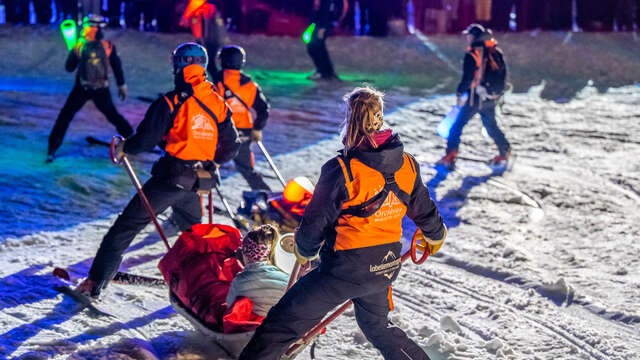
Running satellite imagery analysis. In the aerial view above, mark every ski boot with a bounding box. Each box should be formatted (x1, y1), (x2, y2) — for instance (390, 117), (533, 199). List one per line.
(435, 150), (458, 170)
(75, 278), (102, 298)
(489, 151), (510, 168)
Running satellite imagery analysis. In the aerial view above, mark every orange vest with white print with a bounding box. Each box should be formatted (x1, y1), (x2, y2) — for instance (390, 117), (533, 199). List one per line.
(215, 70), (258, 129)
(164, 65), (229, 161)
(334, 153), (417, 251)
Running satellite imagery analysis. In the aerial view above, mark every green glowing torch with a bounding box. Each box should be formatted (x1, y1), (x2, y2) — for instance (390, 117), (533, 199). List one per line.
(60, 19), (77, 51)
(303, 23), (316, 44)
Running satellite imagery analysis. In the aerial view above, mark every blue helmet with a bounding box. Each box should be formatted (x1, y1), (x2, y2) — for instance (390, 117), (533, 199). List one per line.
(172, 42), (209, 74)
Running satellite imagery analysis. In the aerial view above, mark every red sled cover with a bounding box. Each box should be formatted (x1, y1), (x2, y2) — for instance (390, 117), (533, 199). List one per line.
(158, 223), (244, 330)
(222, 296), (265, 333)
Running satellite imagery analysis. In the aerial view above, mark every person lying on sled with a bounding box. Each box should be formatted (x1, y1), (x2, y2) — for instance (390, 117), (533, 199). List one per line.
(226, 224), (289, 317)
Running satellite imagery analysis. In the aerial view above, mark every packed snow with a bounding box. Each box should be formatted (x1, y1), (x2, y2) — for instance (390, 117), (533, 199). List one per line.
(1, 27), (639, 360)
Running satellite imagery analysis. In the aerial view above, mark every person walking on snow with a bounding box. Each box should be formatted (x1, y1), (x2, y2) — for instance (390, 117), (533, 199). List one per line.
(213, 45), (272, 191)
(436, 23), (511, 169)
(47, 14), (133, 163)
(307, 0), (348, 81)
(239, 87), (447, 360)
(76, 43), (241, 297)
(180, 0), (228, 76)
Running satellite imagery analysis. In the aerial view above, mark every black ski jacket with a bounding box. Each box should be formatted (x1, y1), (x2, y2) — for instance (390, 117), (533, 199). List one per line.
(65, 40), (125, 87)
(295, 135), (445, 283)
(457, 41), (507, 99)
(124, 77), (240, 186)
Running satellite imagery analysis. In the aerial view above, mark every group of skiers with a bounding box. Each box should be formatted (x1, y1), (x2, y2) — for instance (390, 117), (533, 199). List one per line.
(49, 7), (510, 358)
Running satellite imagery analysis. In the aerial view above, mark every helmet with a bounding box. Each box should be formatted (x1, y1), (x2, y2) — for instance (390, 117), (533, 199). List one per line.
(83, 14), (107, 28)
(283, 177), (314, 203)
(462, 23), (486, 39)
(218, 45), (246, 70)
(172, 42), (209, 73)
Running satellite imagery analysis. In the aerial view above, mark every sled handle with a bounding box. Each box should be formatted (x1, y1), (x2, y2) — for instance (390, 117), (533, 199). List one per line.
(110, 135), (124, 165)
(410, 229), (430, 265)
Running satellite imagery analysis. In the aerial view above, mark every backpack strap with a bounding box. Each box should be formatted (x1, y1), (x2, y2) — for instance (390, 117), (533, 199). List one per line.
(221, 81), (252, 112)
(338, 155), (412, 218)
(191, 95), (220, 124)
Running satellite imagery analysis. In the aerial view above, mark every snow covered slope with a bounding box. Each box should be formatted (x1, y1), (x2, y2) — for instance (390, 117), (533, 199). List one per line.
(1, 27), (639, 359)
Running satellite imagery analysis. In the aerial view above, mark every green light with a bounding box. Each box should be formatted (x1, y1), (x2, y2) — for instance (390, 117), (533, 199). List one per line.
(60, 19), (77, 51)
(303, 23), (316, 44)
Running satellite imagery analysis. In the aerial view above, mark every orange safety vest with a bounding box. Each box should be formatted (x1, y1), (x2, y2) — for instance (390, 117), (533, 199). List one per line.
(215, 70), (258, 129)
(164, 65), (229, 161)
(334, 153), (417, 251)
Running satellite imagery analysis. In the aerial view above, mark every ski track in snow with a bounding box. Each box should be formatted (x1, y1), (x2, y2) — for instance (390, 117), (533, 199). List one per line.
(1, 79), (640, 359)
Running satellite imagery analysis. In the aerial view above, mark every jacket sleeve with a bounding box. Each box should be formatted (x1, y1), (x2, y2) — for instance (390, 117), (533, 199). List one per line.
(108, 44), (126, 86)
(456, 53), (477, 96)
(123, 97), (172, 154)
(214, 107), (241, 164)
(65, 50), (79, 73)
(251, 85), (269, 131)
(406, 158), (446, 241)
(295, 157), (349, 257)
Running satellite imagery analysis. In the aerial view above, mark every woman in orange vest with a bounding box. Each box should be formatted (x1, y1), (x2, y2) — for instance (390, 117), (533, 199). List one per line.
(76, 43), (241, 298)
(239, 87), (446, 360)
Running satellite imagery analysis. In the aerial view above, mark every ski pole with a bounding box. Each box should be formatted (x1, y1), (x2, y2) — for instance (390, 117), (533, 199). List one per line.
(110, 136), (170, 250)
(214, 183), (249, 231)
(256, 141), (287, 188)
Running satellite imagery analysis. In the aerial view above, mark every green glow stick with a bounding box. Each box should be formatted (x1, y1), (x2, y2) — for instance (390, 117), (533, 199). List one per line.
(60, 19), (77, 51)
(303, 23), (316, 44)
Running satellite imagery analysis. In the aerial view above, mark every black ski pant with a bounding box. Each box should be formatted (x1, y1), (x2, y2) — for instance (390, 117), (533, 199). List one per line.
(307, 27), (336, 78)
(446, 101), (510, 157)
(234, 134), (271, 191)
(239, 268), (430, 360)
(48, 83), (133, 156)
(88, 176), (202, 287)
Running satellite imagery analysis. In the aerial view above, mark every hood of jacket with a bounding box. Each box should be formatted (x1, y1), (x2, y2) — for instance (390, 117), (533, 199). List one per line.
(345, 132), (405, 175)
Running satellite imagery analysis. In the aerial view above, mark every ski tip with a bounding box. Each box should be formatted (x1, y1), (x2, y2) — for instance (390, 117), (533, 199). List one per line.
(53, 267), (71, 281)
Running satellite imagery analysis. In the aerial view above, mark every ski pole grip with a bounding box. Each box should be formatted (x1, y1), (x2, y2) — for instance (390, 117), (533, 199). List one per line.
(110, 135), (125, 165)
(410, 229), (429, 265)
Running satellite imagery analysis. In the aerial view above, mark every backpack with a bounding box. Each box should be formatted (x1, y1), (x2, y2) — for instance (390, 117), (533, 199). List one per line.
(78, 40), (110, 89)
(481, 47), (507, 95)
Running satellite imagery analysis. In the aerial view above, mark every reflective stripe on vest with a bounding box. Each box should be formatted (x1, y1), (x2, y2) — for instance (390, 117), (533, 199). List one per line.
(165, 75), (229, 161)
(334, 153), (417, 251)
(216, 70), (257, 129)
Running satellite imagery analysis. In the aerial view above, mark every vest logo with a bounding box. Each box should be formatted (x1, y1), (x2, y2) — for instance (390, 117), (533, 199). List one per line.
(370, 250), (401, 280)
(191, 113), (215, 131)
(373, 192), (404, 222)
(191, 112), (216, 140)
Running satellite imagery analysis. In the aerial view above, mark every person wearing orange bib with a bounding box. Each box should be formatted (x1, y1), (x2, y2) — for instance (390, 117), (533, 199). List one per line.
(213, 45), (271, 191)
(76, 43), (241, 297)
(239, 87), (446, 360)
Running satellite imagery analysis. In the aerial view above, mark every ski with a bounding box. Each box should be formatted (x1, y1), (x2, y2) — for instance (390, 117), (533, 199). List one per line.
(53, 267), (166, 289)
(86, 135), (111, 147)
(54, 283), (117, 318)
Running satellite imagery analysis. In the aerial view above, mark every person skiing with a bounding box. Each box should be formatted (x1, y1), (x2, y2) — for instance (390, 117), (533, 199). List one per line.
(213, 45), (272, 191)
(238, 87), (447, 360)
(76, 42), (241, 297)
(47, 14), (133, 163)
(180, 0), (227, 76)
(436, 23), (511, 169)
(306, 0), (348, 81)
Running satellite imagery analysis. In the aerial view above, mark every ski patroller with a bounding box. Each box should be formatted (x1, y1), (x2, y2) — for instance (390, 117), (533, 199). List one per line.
(282, 228), (433, 359)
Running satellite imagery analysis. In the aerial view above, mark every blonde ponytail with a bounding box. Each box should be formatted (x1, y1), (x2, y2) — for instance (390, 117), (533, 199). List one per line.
(343, 87), (385, 154)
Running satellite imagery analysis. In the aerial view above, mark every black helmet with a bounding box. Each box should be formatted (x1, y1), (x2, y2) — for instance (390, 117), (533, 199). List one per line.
(463, 23), (486, 39)
(218, 45), (246, 70)
(172, 42), (209, 74)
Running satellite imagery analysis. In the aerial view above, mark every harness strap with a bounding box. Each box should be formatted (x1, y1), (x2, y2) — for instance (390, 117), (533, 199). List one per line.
(191, 95), (220, 124)
(338, 154), (413, 218)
